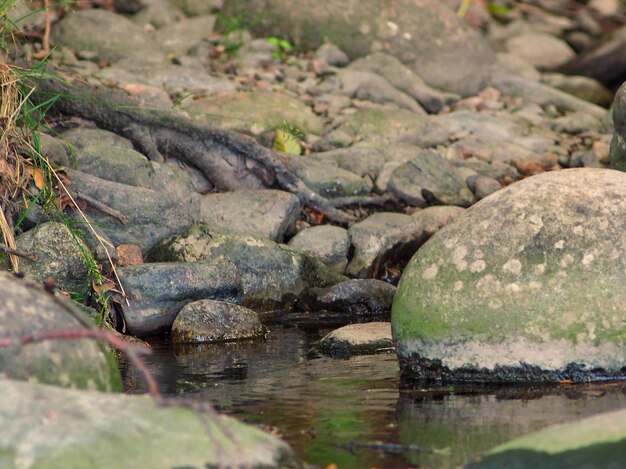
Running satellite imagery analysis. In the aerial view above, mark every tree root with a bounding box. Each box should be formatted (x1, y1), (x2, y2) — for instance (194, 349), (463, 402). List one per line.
(34, 76), (357, 224)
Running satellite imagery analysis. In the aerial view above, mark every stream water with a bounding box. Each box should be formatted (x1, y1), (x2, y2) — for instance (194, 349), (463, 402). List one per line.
(120, 326), (626, 468)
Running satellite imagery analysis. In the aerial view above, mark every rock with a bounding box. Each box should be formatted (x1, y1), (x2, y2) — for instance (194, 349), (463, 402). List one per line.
(154, 15), (215, 56)
(303, 279), (396, 319)
(496, 52), (541, 81)
(339, 107), (428, 145)
(387, 150), (475, 207)
(451, 158), (521, 183)
(288, 225), (350, 273)
(51, 9), (162, 63)
(558, 25), (626, 88)
(392, 168), (626, 383)
(169, 0), (221, 16)
(221, 0), (497, 96)
(335, 69), (425, 113)
(39, 133), (72, 167)
(282, 153), (373, 199)
(346, 212), (427, 278)
(0, 378), (297, 468)
(319, 322), (393, 357)
(467, 175), (502, 200)
(348, 53), (448, 113)
(610, 81), (626, 171)
(171, 300), (267, 343)
(149, 226), (346, 310)
(65, 170), (193, 254)
(540, 73), (613, 107)
(68, 138), (195, 202)
(0, 272), (121, 391)
(116, 259), (243, 336)
(314, 42), (349, 67)
(505, 32), (575, 70)
(15, 222), (91, 298)
(312, 144), (388, 180)
(61, 127), (134, 151)
(182, 90), (324, 135)
(550, 111), (604, 134)
(471, 408), (626, 468)
(195, 189), (300, 242)
(411, 205), (465, 237)
(570, 150), (602, 168)
(131, 0), (184, 28)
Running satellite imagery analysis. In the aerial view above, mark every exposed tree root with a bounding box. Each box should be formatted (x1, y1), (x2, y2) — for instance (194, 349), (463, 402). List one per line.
(34, 76), (357, 224)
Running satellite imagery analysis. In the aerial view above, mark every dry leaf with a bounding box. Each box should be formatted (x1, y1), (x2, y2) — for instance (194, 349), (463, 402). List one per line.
(116, 244), (143, 266)
(33, 167), (44, 190)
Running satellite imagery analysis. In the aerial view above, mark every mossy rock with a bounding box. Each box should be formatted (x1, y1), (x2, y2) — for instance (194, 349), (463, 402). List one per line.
(392, 168), (626, 383)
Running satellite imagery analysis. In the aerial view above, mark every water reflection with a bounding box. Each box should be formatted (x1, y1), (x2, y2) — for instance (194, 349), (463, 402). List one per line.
(120, 326), (626, 469)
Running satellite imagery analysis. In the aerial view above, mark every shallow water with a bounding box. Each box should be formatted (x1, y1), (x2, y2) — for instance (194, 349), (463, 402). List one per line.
(120, 326), (626, 468)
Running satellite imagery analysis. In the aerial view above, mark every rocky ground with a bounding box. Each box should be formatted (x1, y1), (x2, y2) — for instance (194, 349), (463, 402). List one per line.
(1, 0), (626, 467)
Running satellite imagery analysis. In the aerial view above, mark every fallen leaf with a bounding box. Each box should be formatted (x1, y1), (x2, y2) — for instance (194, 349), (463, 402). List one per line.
(116, 244), (143, 266)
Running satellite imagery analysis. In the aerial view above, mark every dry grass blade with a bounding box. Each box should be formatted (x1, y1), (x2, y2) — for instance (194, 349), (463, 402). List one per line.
(0, 60), (27, 272)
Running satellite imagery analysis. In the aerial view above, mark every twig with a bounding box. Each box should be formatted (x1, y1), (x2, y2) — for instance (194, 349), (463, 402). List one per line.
(0, 328), (161, 400)
(71, 189), (128, 224)
(32, 0), (51, 60)
(0, 243), (38, 261)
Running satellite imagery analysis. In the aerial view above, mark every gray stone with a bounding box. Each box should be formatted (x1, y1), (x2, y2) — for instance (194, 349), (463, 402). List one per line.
(451, 158), (521, 182)
(182, 90), (324, 135)
(221, 0), (497, 96)
(65, 170), (193, 254)
(288, 225), (350, 273)
(387, 150), (474, 207)
(319, 322), (393, 357)
(0, 272), (121, 391)
(313, 144), (388, 180)
(467, 175), (503, 200)
(346, 212), (427, 278)
(339, 108), (428, 145)
(39, 133), (72, 167)
(550, 111), (604, 134)
(411, 205), (465, 237)
(149, 226), (346, 311)
(540, 72), (613, 107)
(305, 279), (396, 318)
(61, 127), (134, 152)
(131, 0), (184, 28)
(171, 300), (266, 343)
(314, 42), (350, 67)
(154, 15), (215, 56)
(169, 0), (221, 16)
(196, 189), (300, 242)
(15, 222), (91, 298)
(496, 52), (541, 81)
(348, 53), (448, 113)
(283, 153), (373, 199)
(611, 81), (626, 171)
(51, 9), (163, 63)
(336, 69), (425, 113)
(472, 408), (626, 468)
(117, 259), (243, 336)
(506, 32), (575, 70)
(393, 168), (626, 383)
(0, 378), (297, 468)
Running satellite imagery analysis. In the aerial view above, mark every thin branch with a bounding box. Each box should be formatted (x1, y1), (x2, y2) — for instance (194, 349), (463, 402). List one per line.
(0, 243), (38, 261)
(0, 328), (160, 400)
(71, 189), (128, 224)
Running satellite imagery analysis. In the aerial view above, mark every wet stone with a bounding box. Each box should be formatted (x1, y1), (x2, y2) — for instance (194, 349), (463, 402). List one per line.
(171, 300), (267, 344)
(392, 168), (626, 383)
(301, 279), (396, 320)
(318, 322), (394, 358)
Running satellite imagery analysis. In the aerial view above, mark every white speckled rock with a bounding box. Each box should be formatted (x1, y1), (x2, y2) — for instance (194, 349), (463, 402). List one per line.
(392, 168), (626, 383)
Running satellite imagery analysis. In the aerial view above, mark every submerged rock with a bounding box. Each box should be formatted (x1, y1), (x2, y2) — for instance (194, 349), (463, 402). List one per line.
(319, 322), (394, 358)
(0, 378), (299, 468)
(0, 272), (121, 391)
(392, 168), (626, 383)
(471, 408), (626, 468)
(171, 300), (267, 344)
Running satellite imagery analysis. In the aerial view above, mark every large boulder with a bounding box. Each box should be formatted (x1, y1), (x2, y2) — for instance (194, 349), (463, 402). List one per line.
(610, 81), (626, 171)
(0, 273), (121, 391)
(220, 0), (496, 96)
(392, 168), (626, 383)
(0, 378), (298, 468)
